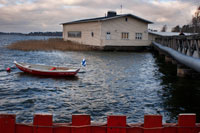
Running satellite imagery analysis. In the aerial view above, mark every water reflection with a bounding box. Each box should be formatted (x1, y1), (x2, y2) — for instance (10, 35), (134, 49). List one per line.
(1, 35), (200, 123)
(153, 52), (200, 122)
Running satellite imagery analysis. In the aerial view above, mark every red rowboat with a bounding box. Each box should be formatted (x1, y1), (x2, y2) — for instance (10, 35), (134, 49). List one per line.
(14, 61), (80, 76)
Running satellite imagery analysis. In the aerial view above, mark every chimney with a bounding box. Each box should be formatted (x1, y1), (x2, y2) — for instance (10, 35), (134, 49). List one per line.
(107, 11), (117, 17)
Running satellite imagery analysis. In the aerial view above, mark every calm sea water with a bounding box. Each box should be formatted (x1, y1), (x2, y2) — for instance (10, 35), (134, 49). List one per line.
(0, 35), (200, 123)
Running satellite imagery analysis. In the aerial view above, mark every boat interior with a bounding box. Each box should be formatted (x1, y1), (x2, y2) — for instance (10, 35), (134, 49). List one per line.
(18, 62), (70, 71)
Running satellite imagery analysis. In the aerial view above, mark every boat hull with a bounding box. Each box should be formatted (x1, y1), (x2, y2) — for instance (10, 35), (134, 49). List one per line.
(15, 62), (80, 76)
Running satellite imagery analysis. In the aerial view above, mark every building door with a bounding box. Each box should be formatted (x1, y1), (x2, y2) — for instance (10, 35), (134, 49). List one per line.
(106, 32), (111, 40)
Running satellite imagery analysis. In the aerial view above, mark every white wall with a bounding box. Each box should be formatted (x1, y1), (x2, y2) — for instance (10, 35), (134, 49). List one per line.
(63, 16), (151, 47)
(101, 16), (150, 46)
(63, 22), (102, 46)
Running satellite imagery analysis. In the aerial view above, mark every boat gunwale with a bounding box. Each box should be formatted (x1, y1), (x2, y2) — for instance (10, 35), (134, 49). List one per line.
(14, 61), (80, 73)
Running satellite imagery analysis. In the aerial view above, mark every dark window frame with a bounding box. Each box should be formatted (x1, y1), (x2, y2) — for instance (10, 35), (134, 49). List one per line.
(68, 31), (81, 38)
(121, 32), (129, 40)
(135, 33), (142, 40)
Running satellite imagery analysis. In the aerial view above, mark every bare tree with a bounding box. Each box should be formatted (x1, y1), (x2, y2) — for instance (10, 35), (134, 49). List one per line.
(177, 5), (200, 33)
(192, 6), (200, 33)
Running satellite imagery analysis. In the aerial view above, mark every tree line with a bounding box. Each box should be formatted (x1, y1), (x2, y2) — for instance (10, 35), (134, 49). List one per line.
(0, 32), (62, 36)
(171, 6), (200, 33)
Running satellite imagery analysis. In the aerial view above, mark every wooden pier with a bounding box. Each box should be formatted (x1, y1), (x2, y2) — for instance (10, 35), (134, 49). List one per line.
(155, 35), (200, 58)
(152, 34), (200, 77)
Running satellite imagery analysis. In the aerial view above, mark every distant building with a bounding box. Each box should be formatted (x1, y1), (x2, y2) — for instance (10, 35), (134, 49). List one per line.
(61, 11), (153, 50)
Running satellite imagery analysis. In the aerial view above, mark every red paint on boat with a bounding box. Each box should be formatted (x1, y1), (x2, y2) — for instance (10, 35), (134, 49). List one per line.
(14, 61), (80, 76)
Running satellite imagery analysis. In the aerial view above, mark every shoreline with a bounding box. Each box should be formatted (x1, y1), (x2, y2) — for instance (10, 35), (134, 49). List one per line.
(6, 38), (103, 51)
(6, 38), (150, 52)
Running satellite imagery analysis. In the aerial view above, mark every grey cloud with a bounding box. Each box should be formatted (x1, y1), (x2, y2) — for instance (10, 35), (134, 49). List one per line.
(0, 0), (199, 32)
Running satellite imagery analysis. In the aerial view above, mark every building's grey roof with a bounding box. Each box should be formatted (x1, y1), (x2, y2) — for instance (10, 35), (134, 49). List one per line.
(148, 31), (197, 36)
(61, 14), (153, 25)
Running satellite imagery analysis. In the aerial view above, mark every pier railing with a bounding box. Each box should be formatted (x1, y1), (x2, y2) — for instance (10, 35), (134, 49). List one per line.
(155, 34), (200, 58)
(0, 113), (200, 133)
(153, 34), (200, 74)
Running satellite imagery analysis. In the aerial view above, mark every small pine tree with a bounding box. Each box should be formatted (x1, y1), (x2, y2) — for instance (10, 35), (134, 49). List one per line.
(171, 25), (181, 32)
(161, 25), (167, 32)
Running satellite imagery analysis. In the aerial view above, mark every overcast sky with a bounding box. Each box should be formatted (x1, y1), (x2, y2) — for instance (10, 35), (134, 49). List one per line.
(0, 0), (199, 33)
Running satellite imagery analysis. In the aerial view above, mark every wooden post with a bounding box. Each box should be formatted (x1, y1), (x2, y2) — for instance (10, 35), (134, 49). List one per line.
(0, 114), (16, 133)
(165, 56), (172, 63)
(195, 39), (200, 58)
(107, 115), (126, 133)
(178, 114), (196, 133)
(144, 115), (162, 133)
(33, 114), (53, 133)
(72, 114), (91, 133)
(177, 64), (192, 77)
(175, 39), (178, 50)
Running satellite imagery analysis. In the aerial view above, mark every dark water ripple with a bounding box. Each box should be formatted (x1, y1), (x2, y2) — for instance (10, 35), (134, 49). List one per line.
(0, 35), (200, 123)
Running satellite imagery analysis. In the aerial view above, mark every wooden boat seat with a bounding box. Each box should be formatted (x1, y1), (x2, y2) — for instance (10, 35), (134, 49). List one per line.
(25, 65), (31, 68)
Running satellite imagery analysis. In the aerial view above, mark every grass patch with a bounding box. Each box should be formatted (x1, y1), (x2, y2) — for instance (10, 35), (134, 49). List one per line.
(6, 38), (103, 51)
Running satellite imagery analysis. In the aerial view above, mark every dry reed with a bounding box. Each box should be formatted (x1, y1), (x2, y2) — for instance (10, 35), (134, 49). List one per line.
(6, 38), (103, 51)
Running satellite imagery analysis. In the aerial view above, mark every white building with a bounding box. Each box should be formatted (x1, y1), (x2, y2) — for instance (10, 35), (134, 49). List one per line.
(61, 11), (153, 50)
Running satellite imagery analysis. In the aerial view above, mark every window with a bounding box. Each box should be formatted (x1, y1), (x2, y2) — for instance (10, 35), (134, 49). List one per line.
(135, 33), (142, 40)
(121, 32), (129, 40)
(125, 17), (128, 22)
(91, 32), (94, 37)
(68, 31), (81, 38)
(107, 32), (110, 35)
(106, 32), (111, 40)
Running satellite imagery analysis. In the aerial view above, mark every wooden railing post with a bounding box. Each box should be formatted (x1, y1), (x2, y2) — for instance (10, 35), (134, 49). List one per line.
(72, 114), (91, 133)
(144, 115), (162, 133)
(195, 39), (200, 58)
(107, 115), (126, 133)
(0, 114), (16, 133)
(33, 114), (53, 133)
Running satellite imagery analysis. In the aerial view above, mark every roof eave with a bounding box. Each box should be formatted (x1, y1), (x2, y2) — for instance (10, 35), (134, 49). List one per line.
(148, 21), (154, 24)
(61, 14), (153, 25)
(61, 20), (102, 25)
(126, 14), (153, 24)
